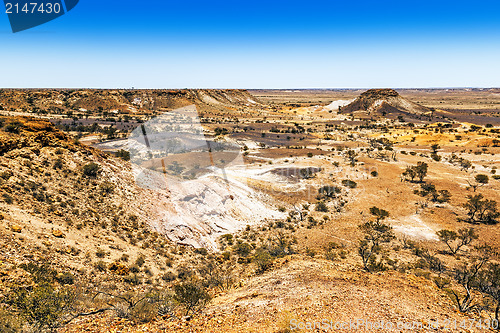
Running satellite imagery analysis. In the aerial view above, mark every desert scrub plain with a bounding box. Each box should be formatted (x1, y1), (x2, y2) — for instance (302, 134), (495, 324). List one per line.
(0, 88), (498, 332)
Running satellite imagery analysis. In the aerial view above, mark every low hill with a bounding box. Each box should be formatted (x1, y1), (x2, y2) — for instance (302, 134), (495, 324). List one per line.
(341, 89), (432, 119)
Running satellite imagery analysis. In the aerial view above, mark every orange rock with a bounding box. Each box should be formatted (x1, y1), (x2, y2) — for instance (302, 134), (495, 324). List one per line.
(11, 225), (22, 233)
(52, 229), (64, 238)
(108, 262), (130, 276)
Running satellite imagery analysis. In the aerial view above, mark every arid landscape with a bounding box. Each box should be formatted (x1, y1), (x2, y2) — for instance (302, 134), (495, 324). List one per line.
(0, 88), (499, 332)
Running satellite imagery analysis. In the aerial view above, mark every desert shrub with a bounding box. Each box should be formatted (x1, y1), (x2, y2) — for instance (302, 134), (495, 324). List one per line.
(6, 282), (75, 332)
(95, 248), (107, 258)
(82, 162), (101, 178)
(318, 185), (340, 199)
(94, 261), (107, 272)
(370, 170), (378, 177)
(433, 276), (451, 289)
(338, 249), (348, 259)
(220, 234), (234, 246)
(198, 259), (235, 290)
(341, 179), (357, 188)
(325, 250), (338, 261)
(253, 249), (273, 273)
(53, 158), (64, 169)
(99, 181), (115, 195)
(19, 262), (57, 283)
(96, 290), (174, 323)
(325, 242), (339, 252)
(194, 247), (208, 255)
(305, 248), (316, 257)
(315, 201), (328, 212)
(135, 254), (146, 267)
(2, 193), (13, 204)
(299, 167), (320, 179)
(55, 272), (75, 285)
(176, 265), (195, 281)
(369, 206), (389, 221)
(116, 149), (130, 161)
(234, 241), (252, 257)
(123, 274), (141, 285)
(402, 162), (428, 182)
(173, 281), (212, 315)
(431, 153), (441, 162)
(475, 174), (489, 185)
(0, 309), (21, 333)
(3, 120), (23, 133)
(161, 271), (176, 282)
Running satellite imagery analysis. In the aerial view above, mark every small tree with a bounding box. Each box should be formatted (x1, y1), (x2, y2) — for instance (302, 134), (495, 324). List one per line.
(415, 162), (428, 182)
(358, 208), (395, 272)
(463, 194), (499, 223)
(477, 263), (500, 322)
(467, 174), (489, 192)
(402, 162), (428, 182)
(345, 150), (358, 166)
(402, 166), (417, 182)
(437, 228), (478, 255)
(450, 259), (486, 313)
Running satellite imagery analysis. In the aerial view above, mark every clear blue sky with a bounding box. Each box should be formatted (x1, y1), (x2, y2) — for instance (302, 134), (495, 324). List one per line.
(1, 0), (499, 88)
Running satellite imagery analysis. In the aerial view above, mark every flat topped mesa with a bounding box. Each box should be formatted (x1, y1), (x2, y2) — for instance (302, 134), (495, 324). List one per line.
(360, 88), (400, 98)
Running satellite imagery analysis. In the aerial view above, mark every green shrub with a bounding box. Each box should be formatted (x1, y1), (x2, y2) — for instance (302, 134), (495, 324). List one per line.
(82, 162), (101, 178)
(0, 309), (21, 333)
(8, 282), (75, 332)
(234, 241), (252, 257)
(253, 249), (273, 273)
(173, 281), (212, 315)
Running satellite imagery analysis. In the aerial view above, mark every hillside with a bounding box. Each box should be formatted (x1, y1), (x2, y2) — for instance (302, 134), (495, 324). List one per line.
(0, 89), (264, 115)
(0, 90), (499, 332)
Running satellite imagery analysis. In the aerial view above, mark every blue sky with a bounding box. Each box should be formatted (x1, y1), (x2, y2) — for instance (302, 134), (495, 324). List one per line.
(1, 0), (500, 88)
